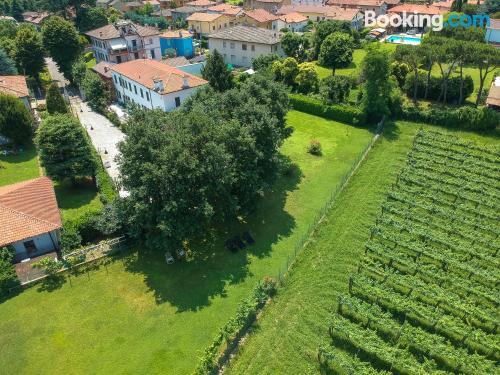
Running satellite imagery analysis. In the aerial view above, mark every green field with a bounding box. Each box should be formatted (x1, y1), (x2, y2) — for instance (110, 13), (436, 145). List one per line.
(0, 111), (374, 374)
(225, 122), (500, 374)
(0, 144), (40, 186)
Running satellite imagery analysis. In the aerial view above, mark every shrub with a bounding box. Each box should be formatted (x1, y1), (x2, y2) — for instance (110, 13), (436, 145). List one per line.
(33, 257), (62, 276)
(60, 226), (82, 254)
(289, 93), (366, 125)
(308, 140), (322, 156)
(400, 105), (499, 131)
(320, 75), (351, 104)
(46, 82), (68, 114)
(0, 246), (18, 293)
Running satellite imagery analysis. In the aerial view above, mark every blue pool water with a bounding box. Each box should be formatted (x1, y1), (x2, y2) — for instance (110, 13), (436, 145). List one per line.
(386, 35), (422, 45)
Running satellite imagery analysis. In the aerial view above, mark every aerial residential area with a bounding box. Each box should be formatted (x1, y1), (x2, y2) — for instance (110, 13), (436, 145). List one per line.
(0, 0), (499, 372)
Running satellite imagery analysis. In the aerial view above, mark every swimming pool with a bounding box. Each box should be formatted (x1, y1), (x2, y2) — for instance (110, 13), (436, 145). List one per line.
(386, 35), (422, 45)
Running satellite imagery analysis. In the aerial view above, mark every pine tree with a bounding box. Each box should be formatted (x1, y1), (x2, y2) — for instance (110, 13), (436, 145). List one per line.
(46, 82), (68, 114)
(10, 0), (23, 21)
(201, 49), (233, 92)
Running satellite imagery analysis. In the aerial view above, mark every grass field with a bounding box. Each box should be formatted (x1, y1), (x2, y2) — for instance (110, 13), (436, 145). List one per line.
(225, 121), (500, 374)
(0, 111), (374, 374)
(0, 144), (40, 186)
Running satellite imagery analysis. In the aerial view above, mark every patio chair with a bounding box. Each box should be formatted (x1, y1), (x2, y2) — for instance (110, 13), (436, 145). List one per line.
(243, 231), (255, 245)
(165, 252), (174, 264)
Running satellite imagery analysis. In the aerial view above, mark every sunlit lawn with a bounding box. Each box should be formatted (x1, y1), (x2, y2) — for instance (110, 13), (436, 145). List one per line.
(0, 111), (374, 374)
(0, 143), (40, 186)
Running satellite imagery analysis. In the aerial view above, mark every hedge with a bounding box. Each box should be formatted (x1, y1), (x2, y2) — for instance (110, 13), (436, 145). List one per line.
(289, 94), (366, 126)
(194, 277), (277, 375)
(401, 105), (499, 131)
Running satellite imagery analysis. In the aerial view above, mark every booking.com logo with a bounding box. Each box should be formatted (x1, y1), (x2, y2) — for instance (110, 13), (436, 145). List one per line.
(365, 11), (490, 31)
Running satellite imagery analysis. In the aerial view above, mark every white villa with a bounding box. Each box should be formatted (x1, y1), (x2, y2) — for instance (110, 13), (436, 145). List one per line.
(86, 20), (161, 64)
(110, 59), (208, 111)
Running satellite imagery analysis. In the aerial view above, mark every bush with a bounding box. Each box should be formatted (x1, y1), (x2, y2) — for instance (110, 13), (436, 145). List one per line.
(400, 105), (499, 131)
(0, 246), (18, 293)
(32, 257), (62, 276)
(46, 82), (68, 114)
(403, 71), (474, 104)
(289, 93), (366, 125)
(60, 226), (82, 254)
(308, 140), (322, 155)
(320, 75), (351, 104)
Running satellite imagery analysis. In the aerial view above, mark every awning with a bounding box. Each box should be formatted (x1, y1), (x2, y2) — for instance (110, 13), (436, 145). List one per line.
(110, 40), (127, 50)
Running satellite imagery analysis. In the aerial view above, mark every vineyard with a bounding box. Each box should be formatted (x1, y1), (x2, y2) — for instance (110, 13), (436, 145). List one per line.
(319, 130), (500, 374)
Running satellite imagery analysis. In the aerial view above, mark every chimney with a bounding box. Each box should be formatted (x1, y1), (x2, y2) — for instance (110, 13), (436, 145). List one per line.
(153, 77), (164, 92)
(182, 76), (189, 89)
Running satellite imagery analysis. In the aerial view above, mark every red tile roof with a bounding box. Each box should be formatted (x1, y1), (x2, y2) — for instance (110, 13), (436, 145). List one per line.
(86, 22), (159, 40)
(0, 177), (62, 247)
(22, 11), (50, 25)
(208, 3), (243, 16)
(0, 75), (29, 98)
(245, 8), (278, 23)
(160, 29), (193, 38)
(279, 11), (308, 23)
(388, 3), (445, 15)
(186, 0), (217, 6)
(327, 0), (384, 6)
(110, 59), (207, 94)
(186, 12), (223, 21)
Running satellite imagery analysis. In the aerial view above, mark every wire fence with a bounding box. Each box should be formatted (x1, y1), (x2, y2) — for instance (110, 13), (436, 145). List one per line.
(274, 119), (385, 285)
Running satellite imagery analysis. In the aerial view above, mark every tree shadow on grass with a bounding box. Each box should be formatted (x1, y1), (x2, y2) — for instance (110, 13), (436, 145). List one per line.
(36, 274), (66, 292)
(123, 159), (303, 312)
(53, 178), (99, 211)
(381, 121), (402, 142)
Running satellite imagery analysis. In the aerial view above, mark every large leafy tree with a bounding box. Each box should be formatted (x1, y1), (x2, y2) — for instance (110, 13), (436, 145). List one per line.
(471, 42), (500, 106)
(14, 25), (45, 79)
(42, 16), (82, 81)
(361, 45), (392, 123)
(394, 44), (422, 103)
(76, 7), (108, 33)
(201, 49), (233, 92)
(320, 75), (351, 104)
(252, 53), (280, 71)
(271, 57), (299, 88)
(281, 32), (309, 62)
(294, 62), (319, 94)
(36, 114), (96, 184)
(81, 70), (108, 112)
(0, 93), (32, 144)
(313, 20), (351, 58)
(117, 75), (290, 250)
(0, 19), (18, 38)
(10, 0), (23, 21)
(318, 32), (354, 75)
(46, 82), (68, 114)
(0, 47), (16, 74)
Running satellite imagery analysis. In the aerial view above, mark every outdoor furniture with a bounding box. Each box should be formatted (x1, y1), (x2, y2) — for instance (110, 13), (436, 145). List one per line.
(165, 252), (174, 264)
(242, 231), (255, 245)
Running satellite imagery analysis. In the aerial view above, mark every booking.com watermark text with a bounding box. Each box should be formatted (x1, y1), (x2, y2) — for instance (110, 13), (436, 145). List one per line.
(365, 11), (490, 31)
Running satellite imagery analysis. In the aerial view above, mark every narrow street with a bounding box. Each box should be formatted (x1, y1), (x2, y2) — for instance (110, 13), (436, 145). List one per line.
(45, 58), (127, 197)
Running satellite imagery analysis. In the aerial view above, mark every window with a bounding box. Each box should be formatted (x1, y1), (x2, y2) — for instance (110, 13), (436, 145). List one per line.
(213, 25), (215, 30)
(134, 85), (137, 94)
(223, 41), (226, 48)
(251, 44), (255, 51)
(230, 42), (235, 49)
(175, 97), (181, 107)
(23, 240), (37, 254)
(134, 52), (139, 59)
(117, 55), (122, 63)
(230, 55), (235, 62)
(151, 49), (156, 59)
(146, 92), (150, 101)
(128, 82), (132, 90)
(242, 44), (247, 51)
(114, 75), (117, 83)
(242, 56), (248, 64)
(140, 88), (144, 98)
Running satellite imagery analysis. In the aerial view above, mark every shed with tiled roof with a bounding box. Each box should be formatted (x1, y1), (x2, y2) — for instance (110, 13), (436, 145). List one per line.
(0, 177), (62, 262)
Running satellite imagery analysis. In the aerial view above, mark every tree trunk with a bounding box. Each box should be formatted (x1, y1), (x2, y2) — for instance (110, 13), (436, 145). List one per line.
(424, 62), (432, 99)
(458, 62), (464, 105)
(437, 63), (445, 103)
(332, 67), (336, 76)
(413, 67), (419, 103)
(476, 65), (485, 107)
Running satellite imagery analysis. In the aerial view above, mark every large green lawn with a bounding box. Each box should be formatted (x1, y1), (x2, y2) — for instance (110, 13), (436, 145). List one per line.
(225, 121), (500, 374)
(0, 144), (40, 186)
(0, 111), (374, 374)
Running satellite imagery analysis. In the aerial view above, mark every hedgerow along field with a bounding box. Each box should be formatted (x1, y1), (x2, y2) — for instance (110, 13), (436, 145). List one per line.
(320, 130), (500, 374)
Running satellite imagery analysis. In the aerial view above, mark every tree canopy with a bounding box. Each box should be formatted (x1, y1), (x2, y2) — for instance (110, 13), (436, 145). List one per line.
(82, 70), (108, 112)
(14, 24), (45, 79)
(0, 93), (32, 144)
(36, 114), (96, 183)
(76, 7), (108, 33)
(46, 82), (68, 114)
(318, 32), (354, 75)
(281, 32), (309, 62)
(201, 49), (233, 92)
(0, 47), (16, 74)
(117, 74), (290, 250)
(42, 16), (82, 81)
(313, 20), (351, 58)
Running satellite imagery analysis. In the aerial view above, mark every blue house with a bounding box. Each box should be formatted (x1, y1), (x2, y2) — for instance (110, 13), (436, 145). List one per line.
(160, 29), (194, 58)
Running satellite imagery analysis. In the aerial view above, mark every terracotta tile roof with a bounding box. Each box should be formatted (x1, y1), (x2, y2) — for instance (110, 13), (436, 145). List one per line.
(0, 177), (62, 247)
(278, 11), (308, 23)
(245, 9), (278, 23)
(160, 29), (193, 38)
(278, 4), (334, 15)
(172, 5), (205, 13)
(22, 11), (50, 25)
(384, 0), (400, 4)
(208, 3), (243, 16)
(0, 75), (29, 98)
(327, 0), (384, 6)
(162, 56), (190, 66)
(92, 61), (114, 79)
(325, 6), (361, 20)
(85, 22), (159, 40)
(388, 4), (445, 15)
(255, 0), (283, 3)
(186, 12), (223, 21)
(186, 0), (217, 6)
(110, 59), (207, 94)
(278, 5), (360, 20)
(209, 25), (281, 44)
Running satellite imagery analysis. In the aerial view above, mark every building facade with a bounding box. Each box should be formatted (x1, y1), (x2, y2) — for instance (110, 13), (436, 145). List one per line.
(160, 29), (194, 57)
(110, 59), (207, 111)
(485, 19), (500, 45)
(208, 25), (284, 67)
(86, 21), (161, 64)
